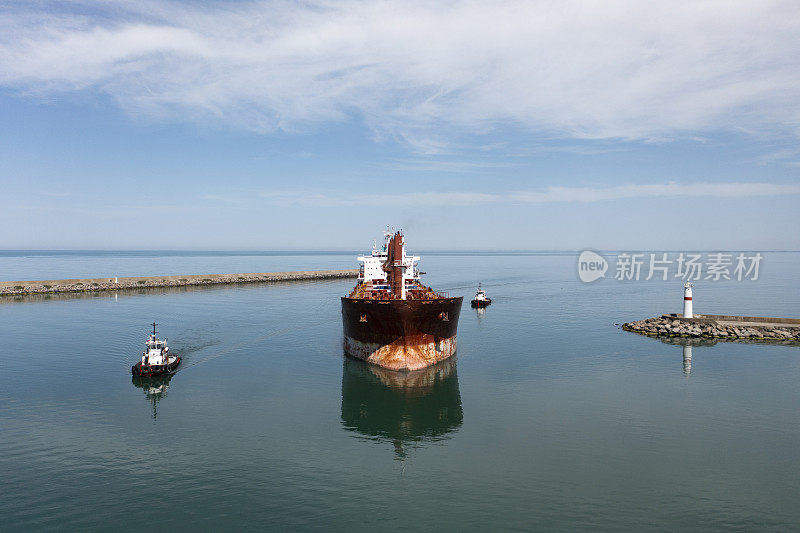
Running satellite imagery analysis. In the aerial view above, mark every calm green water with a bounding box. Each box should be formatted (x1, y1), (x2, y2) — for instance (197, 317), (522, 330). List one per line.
(1, 252), (799, 531)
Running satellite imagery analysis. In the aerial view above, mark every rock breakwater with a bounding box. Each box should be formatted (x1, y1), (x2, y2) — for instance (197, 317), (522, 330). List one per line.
(622, 314), (800, 341)
(0, 269), (358, 296)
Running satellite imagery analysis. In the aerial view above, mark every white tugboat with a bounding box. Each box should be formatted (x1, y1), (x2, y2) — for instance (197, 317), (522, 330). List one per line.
(132, 323), (180, 377)
(470, 283), (492, 308)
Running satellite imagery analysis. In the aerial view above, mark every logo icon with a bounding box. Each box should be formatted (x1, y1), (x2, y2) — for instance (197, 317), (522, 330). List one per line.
(578, 250), (608, 282)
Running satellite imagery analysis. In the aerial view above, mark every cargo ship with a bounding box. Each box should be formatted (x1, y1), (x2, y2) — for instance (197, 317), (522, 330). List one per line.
(341, 229), (463, 371)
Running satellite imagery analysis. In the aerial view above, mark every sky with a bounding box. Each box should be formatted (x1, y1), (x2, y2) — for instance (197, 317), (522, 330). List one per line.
(1, 0), (799, 250)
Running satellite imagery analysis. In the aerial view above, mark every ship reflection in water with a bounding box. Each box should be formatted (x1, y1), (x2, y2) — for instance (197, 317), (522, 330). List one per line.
(131, 373), (174, 419)
(341, 357), (463, 459)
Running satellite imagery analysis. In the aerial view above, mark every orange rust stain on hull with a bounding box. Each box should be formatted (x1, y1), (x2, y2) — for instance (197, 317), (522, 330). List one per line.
(344, 335), (456, 371)
(341, 296), (463, 371)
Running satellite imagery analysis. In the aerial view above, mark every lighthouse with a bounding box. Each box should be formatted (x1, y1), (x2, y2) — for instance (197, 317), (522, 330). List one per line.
(683, 282), (693, 319)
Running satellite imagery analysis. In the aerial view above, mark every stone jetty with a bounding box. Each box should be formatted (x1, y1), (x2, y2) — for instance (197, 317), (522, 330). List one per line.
(0, 269), (358, 296)
(622, 314), (800, 342)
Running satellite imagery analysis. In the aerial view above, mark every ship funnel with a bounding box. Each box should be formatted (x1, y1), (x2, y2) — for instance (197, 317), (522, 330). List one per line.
(383, 231), (406, 299)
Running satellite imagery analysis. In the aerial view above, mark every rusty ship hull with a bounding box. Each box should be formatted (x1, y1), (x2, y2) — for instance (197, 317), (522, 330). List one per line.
(341, 296), (463, 371)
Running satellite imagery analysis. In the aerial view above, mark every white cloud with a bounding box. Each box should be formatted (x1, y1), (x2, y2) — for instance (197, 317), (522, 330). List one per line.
(256, 181), (800, 207)
(380, 158), (518, 172)
(1, 0), (799, 145)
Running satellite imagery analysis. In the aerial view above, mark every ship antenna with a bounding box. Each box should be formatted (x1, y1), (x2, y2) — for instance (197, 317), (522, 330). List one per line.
(152, 322), (157, 336)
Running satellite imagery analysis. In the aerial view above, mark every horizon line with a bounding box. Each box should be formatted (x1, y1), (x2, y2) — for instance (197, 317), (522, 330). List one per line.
(1, 248), (798, 254)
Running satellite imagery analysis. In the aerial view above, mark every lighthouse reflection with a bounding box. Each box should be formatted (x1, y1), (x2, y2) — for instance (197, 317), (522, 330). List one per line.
(657, 336), (718, 376)
(340, 357), (463, 459)
(131, 373), (174, 420)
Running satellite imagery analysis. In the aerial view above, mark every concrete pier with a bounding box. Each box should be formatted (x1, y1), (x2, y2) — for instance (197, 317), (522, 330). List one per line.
(0, 269), (358, 296)
(622, 314), (800, 342)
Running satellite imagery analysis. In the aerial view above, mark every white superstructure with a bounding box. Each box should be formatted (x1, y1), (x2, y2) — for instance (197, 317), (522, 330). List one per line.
(141, 327), (175, 366)
(473, 284), (488, 302)
(356, 240), (388, 284)
(356, 227), (421, 299)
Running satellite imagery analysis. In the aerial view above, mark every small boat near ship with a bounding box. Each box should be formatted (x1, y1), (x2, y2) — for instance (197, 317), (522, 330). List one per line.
(470, 284), (491, 308)
(131, 323), (180, 377)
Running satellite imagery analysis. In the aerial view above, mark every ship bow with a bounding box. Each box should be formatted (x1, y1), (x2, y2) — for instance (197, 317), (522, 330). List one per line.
(341, 296), (463, 371)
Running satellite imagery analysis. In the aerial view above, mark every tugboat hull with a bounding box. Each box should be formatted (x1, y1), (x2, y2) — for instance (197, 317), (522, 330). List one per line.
(471, 299), (491, 308)
(131, 356), (181, 377)
(341, 297), (463, 371)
